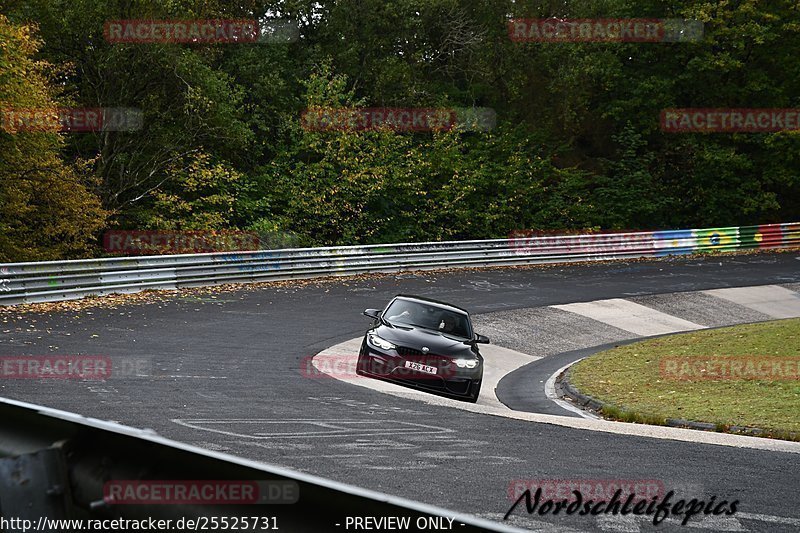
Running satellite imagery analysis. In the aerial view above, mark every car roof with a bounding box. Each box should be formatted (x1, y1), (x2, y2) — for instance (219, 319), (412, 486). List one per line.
(392, 294), (470, 316)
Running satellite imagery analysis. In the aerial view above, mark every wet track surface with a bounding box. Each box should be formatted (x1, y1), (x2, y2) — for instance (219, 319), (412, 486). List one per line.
(1, 253), (799, 531)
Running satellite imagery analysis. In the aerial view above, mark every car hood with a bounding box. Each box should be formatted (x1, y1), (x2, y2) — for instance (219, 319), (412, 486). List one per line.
(372, 324), (475, 356)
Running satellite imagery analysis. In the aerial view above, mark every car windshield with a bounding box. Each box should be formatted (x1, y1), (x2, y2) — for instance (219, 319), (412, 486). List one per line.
(384, 299), (472, 339)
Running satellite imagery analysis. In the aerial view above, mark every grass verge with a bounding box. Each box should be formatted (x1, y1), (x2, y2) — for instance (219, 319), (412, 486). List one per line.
(569, 319), (800, 440)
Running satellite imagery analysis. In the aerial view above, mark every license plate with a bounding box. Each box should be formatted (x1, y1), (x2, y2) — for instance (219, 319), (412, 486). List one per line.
(404, 361), (437, 375)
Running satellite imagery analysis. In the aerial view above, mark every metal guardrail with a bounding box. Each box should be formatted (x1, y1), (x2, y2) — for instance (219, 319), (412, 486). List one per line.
(0, 223), (797, 306)
(0, 397), (524, 531)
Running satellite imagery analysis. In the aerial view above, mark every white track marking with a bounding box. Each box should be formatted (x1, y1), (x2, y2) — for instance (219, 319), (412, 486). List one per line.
(551, 299), (706, 336)
(172, 418), (454, 439)
(736, 512), (800, 526)
(544, 360), (600, 420)
(595, 515), (639, 532)
(704, 285), (800, 318)
(683, 515), (746, 530)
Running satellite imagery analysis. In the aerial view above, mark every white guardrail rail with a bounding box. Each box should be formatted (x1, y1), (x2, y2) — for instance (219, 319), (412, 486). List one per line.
(0, 223), (798, 306)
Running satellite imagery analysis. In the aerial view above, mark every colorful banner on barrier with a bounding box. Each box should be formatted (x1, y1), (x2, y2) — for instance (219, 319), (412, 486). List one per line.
(738, 224), (784, 249)
(653, 230), (696, 256)
(782, 223), (800, 248)
(514, 224), (798, 259)
(695, 228), (738, 252)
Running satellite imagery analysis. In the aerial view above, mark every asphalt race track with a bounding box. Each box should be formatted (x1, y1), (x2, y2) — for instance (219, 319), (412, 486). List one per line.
(2, 252), (800, 532)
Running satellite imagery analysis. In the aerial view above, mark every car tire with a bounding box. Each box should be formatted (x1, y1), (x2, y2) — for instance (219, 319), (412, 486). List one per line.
(356, 340), (369, 376)
(356, 354), (367, 376)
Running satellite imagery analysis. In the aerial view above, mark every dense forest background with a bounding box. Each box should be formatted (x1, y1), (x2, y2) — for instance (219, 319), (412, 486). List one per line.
(1, 0), (798, 261)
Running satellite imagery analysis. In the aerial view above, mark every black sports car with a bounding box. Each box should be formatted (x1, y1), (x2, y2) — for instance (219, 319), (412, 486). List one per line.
(356, 295), (490, 403)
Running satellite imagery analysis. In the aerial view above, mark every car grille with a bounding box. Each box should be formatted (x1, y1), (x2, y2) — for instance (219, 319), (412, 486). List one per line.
(396, 347), (451, 367)
(396, 346), (423, 357)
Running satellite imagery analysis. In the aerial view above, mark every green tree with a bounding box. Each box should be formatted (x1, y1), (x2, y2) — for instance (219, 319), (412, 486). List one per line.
(0, 14), (107, 261)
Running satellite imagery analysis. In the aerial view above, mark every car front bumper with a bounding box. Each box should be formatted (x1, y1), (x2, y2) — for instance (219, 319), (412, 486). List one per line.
(357, 343), (482, 398)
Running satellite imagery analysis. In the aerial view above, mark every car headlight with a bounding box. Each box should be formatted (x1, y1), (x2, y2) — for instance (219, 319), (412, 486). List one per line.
(454, 358), (480, 369)
(367, 333), (396, 351)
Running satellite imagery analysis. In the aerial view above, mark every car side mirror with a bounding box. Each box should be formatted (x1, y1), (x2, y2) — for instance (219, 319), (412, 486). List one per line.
(363, 309), (381, 320)
(474, 333), (490, 344)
